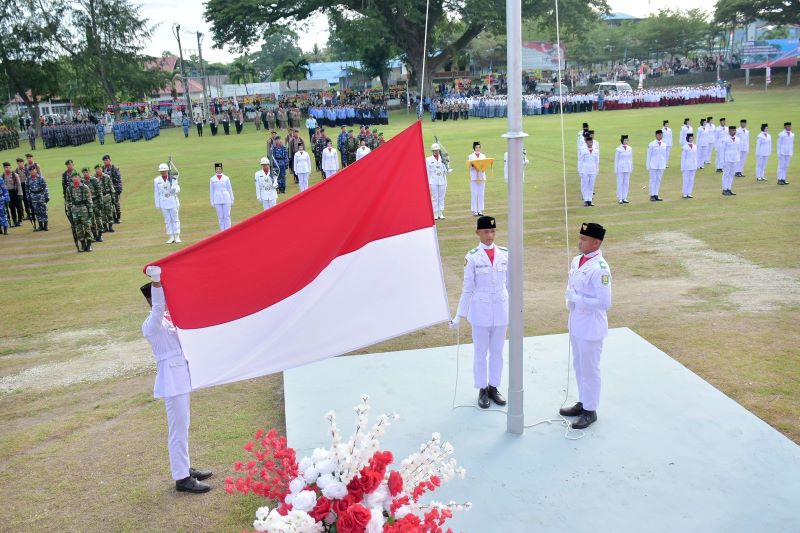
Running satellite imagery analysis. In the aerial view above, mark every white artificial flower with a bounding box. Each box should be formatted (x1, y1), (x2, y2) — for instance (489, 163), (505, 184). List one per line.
(255, 506), (271, 521)
(311, 448), (330, 462)
(289, 477), (306, 495)
(291, 490), (318, 513)
(321, 480), (347, 500)
(365, 507), (386, 533)
(315, 459), (335, 476)
(303, 466), (320, 484)
(298, 457), (313, 472)
(363, 483), (390, 510)
(394, 504), (411, 519)
(252, 518), (268, 532)
(316, 473), (334, 490)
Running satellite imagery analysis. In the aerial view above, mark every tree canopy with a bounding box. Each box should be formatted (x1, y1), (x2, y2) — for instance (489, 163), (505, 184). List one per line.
(714, 0), (799, 27)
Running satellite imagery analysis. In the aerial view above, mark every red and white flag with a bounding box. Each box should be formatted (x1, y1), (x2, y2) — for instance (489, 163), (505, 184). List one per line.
(145, 121), (449, 390)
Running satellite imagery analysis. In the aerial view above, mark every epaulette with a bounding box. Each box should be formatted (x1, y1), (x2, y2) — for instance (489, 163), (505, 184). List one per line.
(497, 246), (508, 251)
(468, 247), (478, 255)
(598, 260), (609, 270)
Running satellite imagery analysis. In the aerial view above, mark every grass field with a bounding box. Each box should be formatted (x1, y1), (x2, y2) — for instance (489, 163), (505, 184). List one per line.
(1, 82), (798, 531)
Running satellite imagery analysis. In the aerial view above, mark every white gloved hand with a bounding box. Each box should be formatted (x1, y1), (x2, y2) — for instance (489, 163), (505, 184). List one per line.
(565, 287), (580, 304)
(145, 265), (162, 282)
(449, 316), (461, 330)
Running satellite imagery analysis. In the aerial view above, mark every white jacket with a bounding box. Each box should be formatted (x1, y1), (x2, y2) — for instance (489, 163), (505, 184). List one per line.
(356, 146), (371, 161)
(614, 145), (633, 173)
(662, 126), (673, 147)
(722, 135), (741, 163)
(646, 140), (667, 170)
(456, 243), (509, 327)
(154, 176), (180, 210)
(756, 132), (772, 157)
(681, 143), (699, 171)
(321, 147), (340, 172)
(426, 155), (449, 186)
(255, 169), (278, 202)
(567, 251), (611, 341)
(210, 174), (234, 205)
(778, 130), (795, 156)
(736, 127), (750, 153)
(578, 147), (599, 174)
(294, 151), (312, 174)
(142, 286), (191, 398)
(679, 125), (693, 146)
(468, 152), (487, 181)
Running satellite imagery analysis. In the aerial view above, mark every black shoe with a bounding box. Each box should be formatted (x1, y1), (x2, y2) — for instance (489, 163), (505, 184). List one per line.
(107, 225), (115, 233)
(190, 467), (213, 481)
(654, 196), (663, 201)
(95, 235), (103, 242)
(728, 190), (736, 195)
(571, 410), (597, 429)
(622, 199), (629, 203)
(716, 168), (723, 173)
(477, 388), (490, 409)
(778, 180), (789, 185)
(487, 385), (506, 406)
(559, 402), (583, 417)
(722, 190), (730, 195)
(649, 195), (655, 202)
(43, 222), (48, 231)
(176, 476), (211, 493)
(686, 194), (693, 198)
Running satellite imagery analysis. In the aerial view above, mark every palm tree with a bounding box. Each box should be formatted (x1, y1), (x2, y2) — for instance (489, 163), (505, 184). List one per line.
(229, 55), (257, 94)
(273, 58), (312, 92)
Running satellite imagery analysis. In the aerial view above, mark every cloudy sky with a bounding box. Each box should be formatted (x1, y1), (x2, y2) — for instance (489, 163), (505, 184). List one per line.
(139, 0), (715, 64)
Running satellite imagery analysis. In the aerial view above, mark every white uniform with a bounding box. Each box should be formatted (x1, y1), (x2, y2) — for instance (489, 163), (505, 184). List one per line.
(662, 126), (673, 165)
(613, 144), (633, 202)
(468, 152), (487, 215)
(154, 176), (180, 238)
(722, 133), (741, 191)
(679, 124), (693, 147)
(355, 145), (371, 161)
(715, 124), (727, 170)
(321, 147), (340, 178)
(578, 146), (599, 203)
(255, 169), (278, 210)
(755, 131), (772, 180)
(777, 129), (794, 183)
(209, 174), (234, 230)
(503, 151), (529, 183)
(646, 139), (667, 197)
(142, 286), (193, 481)
(566, 250), (612, 412)
(736, 126), (750, 174)
(426, 154), (448, 218)
(294, 150), (312, 191)
(681, 142), (699, 196)
(456, 243), (509, 389)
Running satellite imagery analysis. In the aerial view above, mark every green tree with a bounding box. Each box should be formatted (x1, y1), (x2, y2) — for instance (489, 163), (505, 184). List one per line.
(250, 28), (303, 80)
(327, 12), (399, 89)
(204, 0), (608, 96)
(0, 0), (64, 135)
(273, 58), (312, 91)
(228, 55), (257, 93)
(633, 9), (713, 61)
(714, 0), (799, 27)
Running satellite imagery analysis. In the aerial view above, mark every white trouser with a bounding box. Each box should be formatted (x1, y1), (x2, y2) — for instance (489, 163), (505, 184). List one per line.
(648, 168), (664, 196)
(297, 173), (310, 191)
(570, 334), (603, 411)
(580, 173), (597, 202)
(164, 393), (191, 480)
(737, 151), (748, 173)
(778, 155), (791, 181)
(756, 156), (769, 178)
(665, 146), (671, 165)
(430, 184), (446, 215)
(161, 207), (180, 235)
(472, 324), (507, 388)
(616, 172), (630, 201)
(324, 169), (337, 179)
(682, 170), (696, 195)
(214, 203), (231, 230)
(261, 198), (277, 210)
(470, 180), (485, 213)
(701, 145), (712, 164)
(722, 162), (737, 190)
(715, 144), (724, 169)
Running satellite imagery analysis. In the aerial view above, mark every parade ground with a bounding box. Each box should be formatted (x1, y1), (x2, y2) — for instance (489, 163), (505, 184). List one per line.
(1, 82), (799, 530)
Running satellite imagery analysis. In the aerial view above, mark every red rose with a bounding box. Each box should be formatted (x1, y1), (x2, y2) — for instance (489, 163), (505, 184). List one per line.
(334, 493), (357, 516)
(388, 471), (403, 496)
(309, 496), (332, 522)
(338, 504), (372, 533)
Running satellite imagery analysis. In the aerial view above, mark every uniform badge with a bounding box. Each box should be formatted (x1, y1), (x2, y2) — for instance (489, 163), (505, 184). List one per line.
(601, 274), (610, 285)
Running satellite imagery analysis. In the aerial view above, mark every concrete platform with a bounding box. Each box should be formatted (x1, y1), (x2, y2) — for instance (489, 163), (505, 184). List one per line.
(285, 328), (800, 532)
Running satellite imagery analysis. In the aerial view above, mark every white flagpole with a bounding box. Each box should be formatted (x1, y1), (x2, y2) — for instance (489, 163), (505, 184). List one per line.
(504, 0), (527, 435)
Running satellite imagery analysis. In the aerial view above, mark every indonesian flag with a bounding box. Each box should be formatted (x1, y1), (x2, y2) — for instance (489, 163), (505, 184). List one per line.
(146, 121), (449, 390)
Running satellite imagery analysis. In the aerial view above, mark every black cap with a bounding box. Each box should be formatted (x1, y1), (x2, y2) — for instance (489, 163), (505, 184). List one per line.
(707, 116), (713, 121)
(582, 122), (589, 128)
(16, 158), (24, 162)
(587, 130), (595, 135)
(477, 216), (496, 230)
(761, 123), (768, 131)
(785, 122), (792, 126)
(473, 141), (481, 149)
(700, 118), (706, 124)
(663, 120), (669, 125)
(65, 159), (73, 165)
(686, 133), (694, 141)
(655, 129), (663, 135)
(140, 282), (152, 300)
(580, 222), (605, 241)
(728, 125), (736, 130)
(102, 154), (110, 160)
(684, 118), (690, 123)
(720, 117), (726, 122)
(214, 162), (223, 169)
(620, 134), (629, 141)
(740, 119), (747, 123)
(2, 162), (10, 167)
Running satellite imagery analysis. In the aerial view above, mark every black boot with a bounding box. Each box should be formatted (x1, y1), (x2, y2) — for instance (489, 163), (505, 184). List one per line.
(84, 240), (93, 252)
(2, 226), (7, 235)
(107, 223), (115, 233)
(95, 232), (103, 242)
(43, 221), (48, 231)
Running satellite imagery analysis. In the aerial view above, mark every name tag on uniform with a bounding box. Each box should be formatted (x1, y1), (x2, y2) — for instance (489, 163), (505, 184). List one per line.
(476, 265), (490, 274)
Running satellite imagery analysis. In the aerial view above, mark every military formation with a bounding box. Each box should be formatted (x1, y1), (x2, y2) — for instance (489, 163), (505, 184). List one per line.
(305, 102), (389, 127)
(41, 123), (97, 148)
(112, 118), (161, 142)
(0, 126), (20, 151)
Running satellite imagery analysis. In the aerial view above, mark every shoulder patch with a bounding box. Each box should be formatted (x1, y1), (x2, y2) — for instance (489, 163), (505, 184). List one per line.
(601, 274), (610, 285)
(599, 260), (609, 269)
(468, 247), (478, 254)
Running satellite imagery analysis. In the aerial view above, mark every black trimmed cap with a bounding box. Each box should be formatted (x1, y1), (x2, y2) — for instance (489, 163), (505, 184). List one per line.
(728, 125), (736, 130)
(655, 129), (663, 135)
(582, 122), (589, 128)
(785, 122), (792, 127)
(140, 282), (152, 300)
(761, 123), (768, 130)
(580, 222), (605, 241)
(65, 159), (73, 165)
(686, 133), (694, 141)
(477, 216), (496, 230)
(102, 154), (110, 160)
(214, 162), (223, 170)
(473, 141), (481, 149)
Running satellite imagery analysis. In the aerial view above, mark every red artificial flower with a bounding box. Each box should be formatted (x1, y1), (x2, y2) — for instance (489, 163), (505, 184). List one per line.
(338, 504), (372, 533)
(243, 441), (255, 451)
(334, 494), (358, 516)
(308, 496), (332, 522)
(388, 471), (403, 496)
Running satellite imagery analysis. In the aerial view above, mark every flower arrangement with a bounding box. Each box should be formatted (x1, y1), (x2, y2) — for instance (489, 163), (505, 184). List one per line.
(226, 394), (470, 533)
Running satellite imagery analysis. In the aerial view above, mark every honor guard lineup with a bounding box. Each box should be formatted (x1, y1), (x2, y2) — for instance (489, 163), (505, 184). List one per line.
(0, 126), (21, 151)
(306, 103), (389, 128)
(41, 123), (97, 148)
(112, 117), (161, 142)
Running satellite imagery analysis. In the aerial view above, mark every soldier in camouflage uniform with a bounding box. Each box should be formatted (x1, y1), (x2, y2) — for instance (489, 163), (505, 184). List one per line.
(65, 172), (94, 252)
(62, 159), (77, 196)
(94, 164), (116, 233)
(345, 130), (358, 166)
(102, 154), (122, 223)
(26, 166), (49, 231)
(81, 167), (104, 242)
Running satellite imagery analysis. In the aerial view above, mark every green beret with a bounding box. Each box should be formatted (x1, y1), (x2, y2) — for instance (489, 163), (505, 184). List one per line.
(81, 167), (90, 172)
(94, 164), (102, 169)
